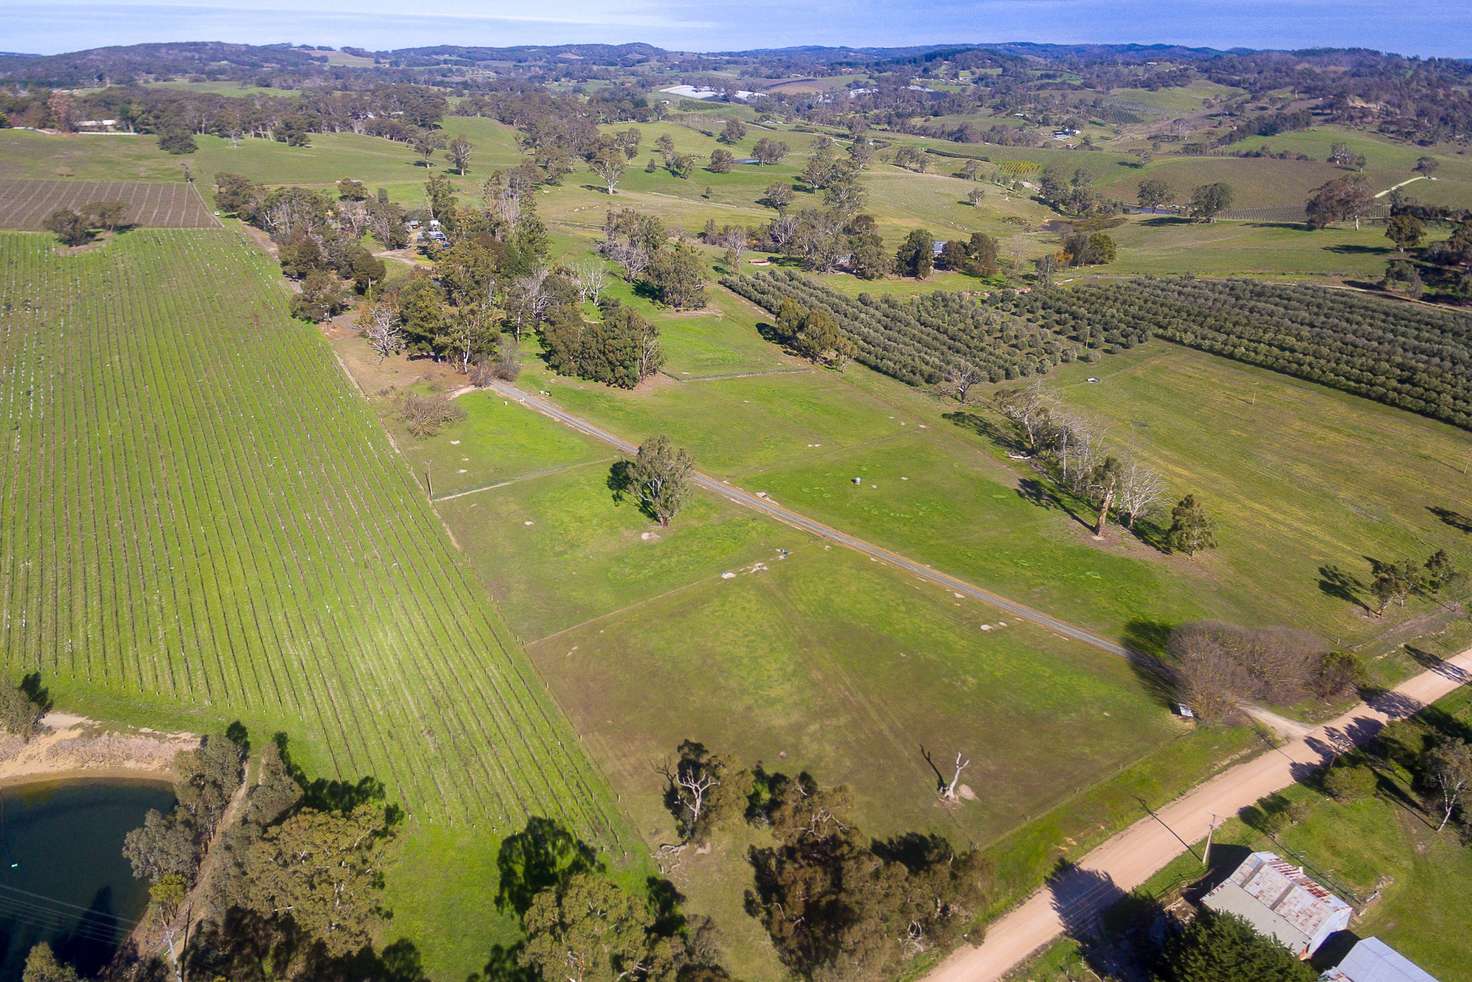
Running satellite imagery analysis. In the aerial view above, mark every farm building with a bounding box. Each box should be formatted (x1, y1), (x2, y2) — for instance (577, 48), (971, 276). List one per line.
(1202, 852), (1351, 958)
(1321, 938), (1439, 982)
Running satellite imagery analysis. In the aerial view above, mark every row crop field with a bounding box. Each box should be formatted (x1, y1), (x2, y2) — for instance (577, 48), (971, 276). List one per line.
(0, 178), (217, 229)
(724, 269), (1147, 385)
(1000, 279), (1472, 429)
(0, 229), (620, 842)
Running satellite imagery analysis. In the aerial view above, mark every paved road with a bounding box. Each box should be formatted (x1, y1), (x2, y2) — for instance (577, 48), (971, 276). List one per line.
(925, 647), (1472, 982)
(481, 381), (1128, 657)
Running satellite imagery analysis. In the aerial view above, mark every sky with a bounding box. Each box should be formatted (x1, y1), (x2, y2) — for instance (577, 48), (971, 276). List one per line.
(10, 0), (1472, 58)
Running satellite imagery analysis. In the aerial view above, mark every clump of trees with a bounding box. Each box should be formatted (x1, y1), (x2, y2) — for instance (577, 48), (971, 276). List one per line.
(542, 297), (664, 388)
(1061, 230), (1116, 266)
(773, 296), (857, 368)
(1186, 182), (1233, 222)
(491, 817), (728, 982)
(212, 172), (389, 322)
(1166, 622), (1349, 721)
(746, 769), (991, 980)
(123, 728), (247, 890)
(42, 200), (129, 246)
(600, 207), (707, 309)
(997, 382), (1169, 540)
(0, 674), (48, 742)
(1157, 909), (1316, 981)
(1305, 174), (1375, 229)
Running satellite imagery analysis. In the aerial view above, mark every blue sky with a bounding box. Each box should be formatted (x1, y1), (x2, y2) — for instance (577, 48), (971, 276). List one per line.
(12, 0), (1472, 57)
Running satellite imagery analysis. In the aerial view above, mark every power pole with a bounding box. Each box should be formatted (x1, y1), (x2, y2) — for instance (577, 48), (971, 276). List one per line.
(1203, 813), (1218, 868)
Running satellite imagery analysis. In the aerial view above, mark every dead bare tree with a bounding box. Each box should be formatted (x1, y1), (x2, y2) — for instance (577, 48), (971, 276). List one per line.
(574, 260), (608, 304)
(336, 199), (369, 240)
(1116, 456), (1166, 529)
(940, 362), (984, 405)
(361, 302), (404, 360)
(942, 752), (970, 801)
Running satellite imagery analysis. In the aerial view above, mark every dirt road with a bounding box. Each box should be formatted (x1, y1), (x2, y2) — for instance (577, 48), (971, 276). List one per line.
(479, 381), (1127, 657)
(925, 647), (1472, 982)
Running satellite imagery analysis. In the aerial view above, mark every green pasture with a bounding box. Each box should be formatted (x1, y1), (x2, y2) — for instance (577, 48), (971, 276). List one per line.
(377, 369), (1208, 977)
(1098, 214), (1407, 278)
(1107, 80), (1244, 115)
(498, 280), (1472, 655)
(1039, 343), (1472, 646)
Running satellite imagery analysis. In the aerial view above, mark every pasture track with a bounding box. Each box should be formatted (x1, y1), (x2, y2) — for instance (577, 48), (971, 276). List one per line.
(0, 179), (218, 229)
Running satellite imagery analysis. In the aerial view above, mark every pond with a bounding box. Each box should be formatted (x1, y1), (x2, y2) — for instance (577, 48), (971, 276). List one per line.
(0, 779), (176, 979)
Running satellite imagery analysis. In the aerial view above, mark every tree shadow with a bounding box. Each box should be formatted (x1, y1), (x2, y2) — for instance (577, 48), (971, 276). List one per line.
(607, 458), (633, 504)
(1326, 244), (1391, 256)
(872, 830), (956, 872)
(472, 943), (534, 982)
(55, 886), (122, 977)
(1318, 564), (1367, 611)
(1141, 216), (1191, 227)
(942, 410), (1024, 452)
(495, 816), (602, 917)
(1047, 859), (1164, 979)
(1404, 645), (1471, 685)
(1429, 505), (1472, 534)
(19, 671), (52, 714)
(275, 732), (390, 815)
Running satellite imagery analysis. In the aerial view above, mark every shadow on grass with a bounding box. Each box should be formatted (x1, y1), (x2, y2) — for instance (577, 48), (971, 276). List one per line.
(1318, 563), (1368, 612)
(495, 816), (602, 917)
(1429, 505), (1472, 534)
(1326, 243), (1391, 256)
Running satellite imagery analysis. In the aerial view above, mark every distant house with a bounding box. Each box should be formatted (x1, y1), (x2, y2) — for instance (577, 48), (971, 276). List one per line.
(1202, 852), (1351, 959)
(931, 240), (947, 259)
(1321, 938), (1439, 982)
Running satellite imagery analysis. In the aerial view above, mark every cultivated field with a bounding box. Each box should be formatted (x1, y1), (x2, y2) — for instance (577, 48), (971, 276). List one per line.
(0, 229), (621, 844)
(0, 178), (217, 229)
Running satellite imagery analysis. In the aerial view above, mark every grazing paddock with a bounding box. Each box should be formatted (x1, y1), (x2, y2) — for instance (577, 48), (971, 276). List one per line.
(0, 178), (217, 229)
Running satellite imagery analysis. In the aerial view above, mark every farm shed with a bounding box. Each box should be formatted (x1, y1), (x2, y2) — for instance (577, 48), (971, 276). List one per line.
(1202, 852), (1351, 958)
(1321, 938), (1439, 982)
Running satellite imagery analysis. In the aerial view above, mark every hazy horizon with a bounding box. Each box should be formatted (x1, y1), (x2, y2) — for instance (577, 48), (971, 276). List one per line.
(12, 0), (1472, 59)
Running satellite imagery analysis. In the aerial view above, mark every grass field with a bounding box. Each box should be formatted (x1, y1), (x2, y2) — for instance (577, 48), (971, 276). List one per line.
(0, 229), (637, 976)
(359, 342), (1246, 978)
(486, 279), (1472, 656)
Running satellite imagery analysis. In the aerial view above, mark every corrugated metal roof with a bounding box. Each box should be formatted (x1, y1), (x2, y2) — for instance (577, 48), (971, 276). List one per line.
(1203, 852), (1350, 953)
(1321, 938), (1439, 982)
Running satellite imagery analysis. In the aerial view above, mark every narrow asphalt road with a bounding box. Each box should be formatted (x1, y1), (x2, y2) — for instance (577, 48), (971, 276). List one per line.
(479, 381), (1128, 657)
(925, 646), (1472, 982)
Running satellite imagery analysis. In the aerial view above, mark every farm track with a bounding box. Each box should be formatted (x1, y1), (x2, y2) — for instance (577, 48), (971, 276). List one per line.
(0, 229), (623, 844)
(480, 380), (1130, 658)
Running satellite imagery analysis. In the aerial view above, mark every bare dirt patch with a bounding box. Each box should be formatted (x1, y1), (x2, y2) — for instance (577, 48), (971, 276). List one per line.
(0, 712), (197, 788)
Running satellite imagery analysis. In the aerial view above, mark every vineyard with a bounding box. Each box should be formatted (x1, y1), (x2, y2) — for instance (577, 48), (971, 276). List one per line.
(0, 230), (620, 840)
(723, 269), (1148, 385)
(995, 279), (1472, 429)
(0, 179), (218, 229)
